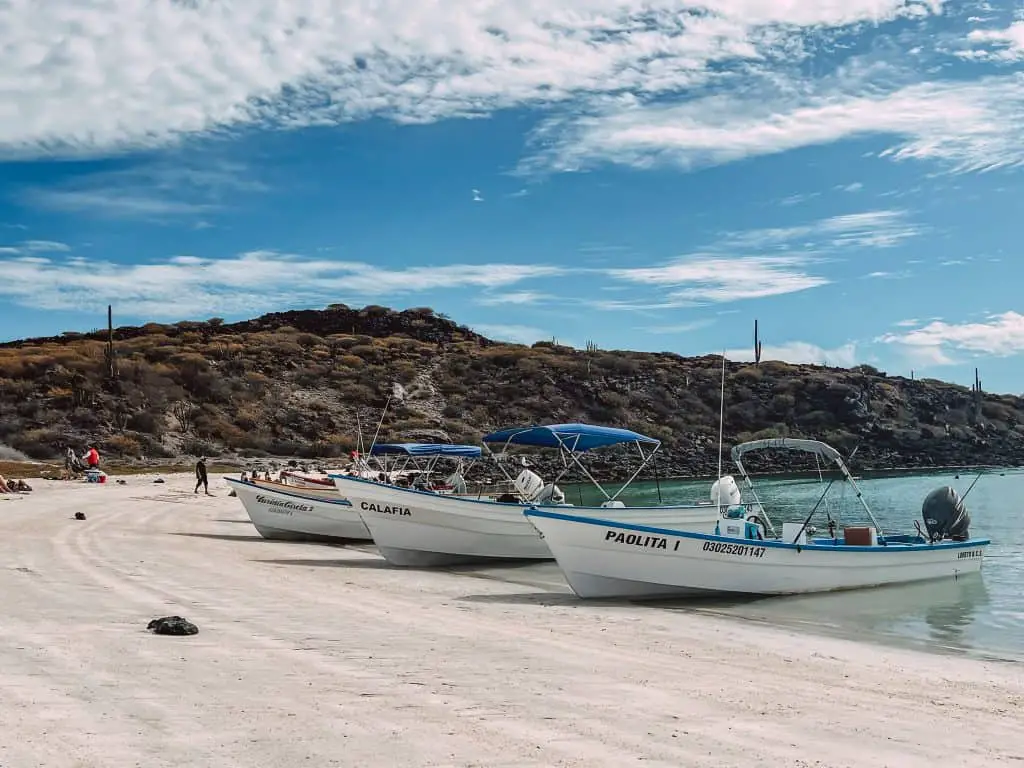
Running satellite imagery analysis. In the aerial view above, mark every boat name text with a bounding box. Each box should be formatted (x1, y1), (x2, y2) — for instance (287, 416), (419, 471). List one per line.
(255, 495), (313, 514)
(702, 540), (767, 558)
(957, 549), (984, 560)
(604, 531), (668, 549)
(361, 501), (411, 516)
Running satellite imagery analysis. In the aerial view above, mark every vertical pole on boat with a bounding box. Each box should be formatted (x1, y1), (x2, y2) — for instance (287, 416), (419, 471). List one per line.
(368, 396), (392, 460)
(714, 351), (726, 509)
(653, 453), (663, 504)
(355, 411), (364, 457)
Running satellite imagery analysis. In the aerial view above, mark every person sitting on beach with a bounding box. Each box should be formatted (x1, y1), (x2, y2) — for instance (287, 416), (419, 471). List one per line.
(63, 446), (86, 480)
(0, 474), (13, 493)
(84, 444), (100, 470)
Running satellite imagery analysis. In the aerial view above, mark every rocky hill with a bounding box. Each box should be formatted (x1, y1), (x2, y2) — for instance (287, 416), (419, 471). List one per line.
(1, 304), (1022, 478)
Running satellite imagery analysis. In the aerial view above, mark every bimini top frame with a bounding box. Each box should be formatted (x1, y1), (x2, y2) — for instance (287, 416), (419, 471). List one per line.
(730, 438), (884, 538)
(481, 422), (661, 501)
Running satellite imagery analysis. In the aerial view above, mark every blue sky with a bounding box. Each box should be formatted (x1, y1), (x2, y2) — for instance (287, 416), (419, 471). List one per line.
(1, 0), (1023, 393)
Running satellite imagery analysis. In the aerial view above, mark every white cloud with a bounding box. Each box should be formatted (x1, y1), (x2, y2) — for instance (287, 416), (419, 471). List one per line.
(471, 324), (549, 345)
(641, 319), (716, 334)
(604, 208), (920, 307)
(476, 291), (552, 306)
(523, 73), (1024, 176)
(610, 255), (828, 303)
(721, 209), (921, 250)
(963, 21), (1024, 60)
(23, 160), (266, 219)
(877, 312), (1024, 360)
(0, 250), (564, 318)
(0, 0), (943, 158)
(725, 341), (858, 367)
(0, 239), (71, 254)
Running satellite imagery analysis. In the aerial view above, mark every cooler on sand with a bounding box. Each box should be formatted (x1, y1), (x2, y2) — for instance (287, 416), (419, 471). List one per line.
(85, 469), (107, 484)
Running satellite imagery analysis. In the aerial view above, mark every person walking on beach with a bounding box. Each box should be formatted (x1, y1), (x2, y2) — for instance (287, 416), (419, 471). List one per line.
(194, 457), (211, 495)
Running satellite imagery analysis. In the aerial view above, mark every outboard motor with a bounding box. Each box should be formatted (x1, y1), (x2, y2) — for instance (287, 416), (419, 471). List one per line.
(921, 486), (971, 542)
(535, 483), (565, 505)
(710, 475), (741, 507)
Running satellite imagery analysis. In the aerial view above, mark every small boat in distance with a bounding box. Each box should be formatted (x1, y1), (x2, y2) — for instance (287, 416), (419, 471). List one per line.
(524, 437), (991, 600)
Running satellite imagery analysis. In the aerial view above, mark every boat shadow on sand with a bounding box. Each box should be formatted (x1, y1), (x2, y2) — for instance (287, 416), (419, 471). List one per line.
(171, 531), (272, 543)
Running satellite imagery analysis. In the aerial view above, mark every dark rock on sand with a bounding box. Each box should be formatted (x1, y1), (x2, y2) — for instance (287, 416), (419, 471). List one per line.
(147, 616), (199, 636)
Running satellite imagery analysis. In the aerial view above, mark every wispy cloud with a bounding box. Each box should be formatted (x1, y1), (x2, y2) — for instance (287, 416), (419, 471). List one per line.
(0, 250), (565, 318)
(0, 239), (71, 254)
(471, 324), (549, 345)
(725, 341), (858, 367)
(21, 160), (267, 220)
(0, 0), (945, 160)
(877, 312), (1024, 361)
(520, 70), (1024, 177)
(640, 319), (716, 334)
(720, 210), (922, 251)
(603, 208), (921, 308)
(609, 255), (828, 304)
(475, 290), (553, 306)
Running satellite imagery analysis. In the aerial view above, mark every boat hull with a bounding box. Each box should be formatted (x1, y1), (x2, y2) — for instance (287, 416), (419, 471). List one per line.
(332, 474), (732, 567)
(225, 478), (371, 542)
(525, 509), (990, 600)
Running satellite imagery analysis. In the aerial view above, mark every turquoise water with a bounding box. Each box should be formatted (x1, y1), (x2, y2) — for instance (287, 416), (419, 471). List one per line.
(570, 469), (1024, 662)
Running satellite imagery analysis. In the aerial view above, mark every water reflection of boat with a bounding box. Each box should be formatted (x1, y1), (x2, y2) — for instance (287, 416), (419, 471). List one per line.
(678, 572), (990, 651)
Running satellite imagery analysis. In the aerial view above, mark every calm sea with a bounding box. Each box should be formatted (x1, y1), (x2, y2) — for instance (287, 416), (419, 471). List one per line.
(567, 469), (1024, 662)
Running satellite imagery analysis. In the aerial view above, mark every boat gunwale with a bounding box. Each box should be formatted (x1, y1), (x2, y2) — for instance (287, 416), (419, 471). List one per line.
(328, 472), (731, 512)
(524, 507), (992, 554)
(224, 477), (354, 507)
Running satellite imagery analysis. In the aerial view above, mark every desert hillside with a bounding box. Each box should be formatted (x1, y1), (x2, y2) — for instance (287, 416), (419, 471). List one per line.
(1, 304), (1021, 477)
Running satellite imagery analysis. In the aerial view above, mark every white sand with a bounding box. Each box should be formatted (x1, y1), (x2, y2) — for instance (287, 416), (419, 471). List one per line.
(1, 474), (1021, 768)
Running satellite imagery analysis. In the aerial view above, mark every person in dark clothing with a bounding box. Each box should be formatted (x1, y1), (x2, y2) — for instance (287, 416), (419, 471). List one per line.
(194, 457), (211, 495)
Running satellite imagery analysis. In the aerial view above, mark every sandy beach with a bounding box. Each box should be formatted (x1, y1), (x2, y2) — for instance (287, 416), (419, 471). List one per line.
(1, 474), (1021, 767)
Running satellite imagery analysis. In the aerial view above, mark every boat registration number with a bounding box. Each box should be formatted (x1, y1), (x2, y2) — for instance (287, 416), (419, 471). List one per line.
(702, 540), (767, 558)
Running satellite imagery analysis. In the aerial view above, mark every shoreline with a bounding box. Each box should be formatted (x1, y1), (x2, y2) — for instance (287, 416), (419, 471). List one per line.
(0, 474), (1021, 766)
(2, 456), (1017, 484)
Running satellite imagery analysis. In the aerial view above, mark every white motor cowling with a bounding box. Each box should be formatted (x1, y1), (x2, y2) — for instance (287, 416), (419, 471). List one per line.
(535, 483), (565, 505)
(710, 474), (741, 507)
(514, 469), (545, 501)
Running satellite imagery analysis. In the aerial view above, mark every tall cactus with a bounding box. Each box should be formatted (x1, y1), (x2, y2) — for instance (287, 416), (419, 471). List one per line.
(754, 319), (763, 366)
(972, 367), (983, 421)
(104, 304), (118, 383)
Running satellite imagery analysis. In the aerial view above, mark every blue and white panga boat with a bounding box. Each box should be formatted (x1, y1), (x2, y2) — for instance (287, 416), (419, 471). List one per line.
(524, 438), (991, 599)
(329, 423), (765, 567)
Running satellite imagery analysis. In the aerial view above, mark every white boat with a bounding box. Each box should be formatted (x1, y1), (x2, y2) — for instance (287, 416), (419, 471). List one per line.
(224, 476), (372, 542)
(278, 469), (340, 490)
(333, 424), (764, 567)
(524, 438), (991, 599)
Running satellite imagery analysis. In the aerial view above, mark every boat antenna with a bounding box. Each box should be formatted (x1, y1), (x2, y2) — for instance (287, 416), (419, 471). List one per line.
(355, 411), (364, 456)
(653, 453), (663, 504)
(715, 350), (726, 506)
(960, 469), (985, 503)
(368, 395), (392, 457)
